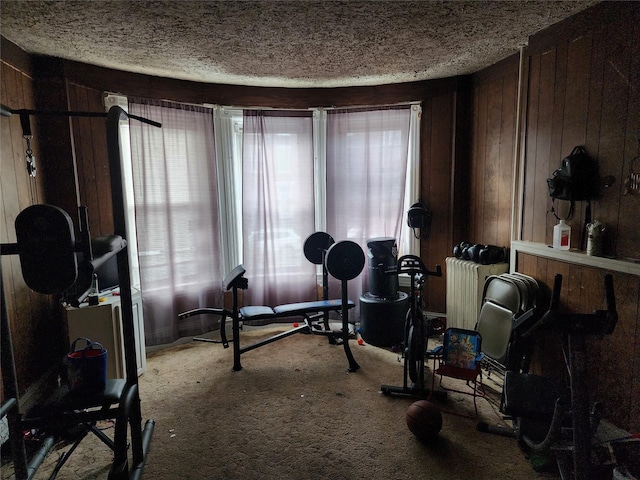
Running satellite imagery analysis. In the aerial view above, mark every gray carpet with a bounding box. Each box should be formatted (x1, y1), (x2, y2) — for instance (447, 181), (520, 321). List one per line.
(9, 326), (552, 479)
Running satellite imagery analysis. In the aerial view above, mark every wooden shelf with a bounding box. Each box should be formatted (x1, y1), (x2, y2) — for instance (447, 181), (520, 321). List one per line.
(510, 241), (640, 276)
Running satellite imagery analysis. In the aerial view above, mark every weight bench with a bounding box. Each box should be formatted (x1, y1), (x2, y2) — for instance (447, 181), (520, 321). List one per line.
(179, 236), (366, 372)
(239, 298), (356, 329)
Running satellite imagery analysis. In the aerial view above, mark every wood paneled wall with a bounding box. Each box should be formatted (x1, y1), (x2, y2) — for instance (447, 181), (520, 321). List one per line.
(468, 55), (520, 248)
(1, 43), (66, 398)
(466, 2), (640, 433)
(1, 42), (112, 401)
(521, 1), (640, 259)
(516, 253), (640, 433)
(468, 1), (640, 260)
(420, 91), (458, 313)
(513, 1), (640, 434)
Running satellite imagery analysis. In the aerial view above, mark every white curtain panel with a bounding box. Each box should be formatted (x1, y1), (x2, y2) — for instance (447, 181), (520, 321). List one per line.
(241, 110), (317, 309)
(403, 104), (422, 257)
(128, 99), (223, 345)
(213, 106), (243, 275)
(325, 106), (411, 310)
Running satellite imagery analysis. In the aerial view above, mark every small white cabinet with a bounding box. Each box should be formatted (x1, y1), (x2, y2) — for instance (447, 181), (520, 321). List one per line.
(65, 289), (146, 378)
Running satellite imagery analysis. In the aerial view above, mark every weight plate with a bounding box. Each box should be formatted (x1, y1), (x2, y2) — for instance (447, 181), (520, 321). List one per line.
(303, 231), (335, 265)
(325, 240), (365, 280)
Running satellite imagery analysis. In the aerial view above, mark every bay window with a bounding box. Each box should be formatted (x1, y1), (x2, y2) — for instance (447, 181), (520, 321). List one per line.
(118, 95), (420, 345)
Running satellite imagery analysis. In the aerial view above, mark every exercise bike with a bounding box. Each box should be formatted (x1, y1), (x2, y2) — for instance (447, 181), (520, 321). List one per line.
(498, 273), (618, 480)
(381, 255), (443, 398)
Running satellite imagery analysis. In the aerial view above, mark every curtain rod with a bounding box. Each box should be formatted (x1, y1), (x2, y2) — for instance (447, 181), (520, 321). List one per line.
(219, 100), (421, 112)
(115, 93), (420, 114)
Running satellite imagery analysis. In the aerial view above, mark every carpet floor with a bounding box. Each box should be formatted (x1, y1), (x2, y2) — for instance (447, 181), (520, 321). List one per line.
(4, 326), (559, 479)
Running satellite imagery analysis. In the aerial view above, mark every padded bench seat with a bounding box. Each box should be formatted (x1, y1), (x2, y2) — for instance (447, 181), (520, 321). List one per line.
(24, 379), (127, 421)
(240, 299), (355, 322)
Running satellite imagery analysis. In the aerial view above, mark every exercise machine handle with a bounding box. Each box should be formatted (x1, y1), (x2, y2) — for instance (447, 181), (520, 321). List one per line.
(521, 398), (566, 453)
(549, 273), (562, 312)
(601, 273), (617, 335)
(526, 273), (617, 337)
(396, 255), (442, 277)
(522, 275), (561, 338)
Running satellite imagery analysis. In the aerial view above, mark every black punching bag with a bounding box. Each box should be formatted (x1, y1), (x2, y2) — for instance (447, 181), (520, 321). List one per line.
(367, 237), (398, 299)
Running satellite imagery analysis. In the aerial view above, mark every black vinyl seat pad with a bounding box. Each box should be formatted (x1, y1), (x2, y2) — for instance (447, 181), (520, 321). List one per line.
(240, 299), (355, 322)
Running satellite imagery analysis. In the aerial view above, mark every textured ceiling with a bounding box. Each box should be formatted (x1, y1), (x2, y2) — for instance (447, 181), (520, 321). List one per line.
(1, 0), (599, 88)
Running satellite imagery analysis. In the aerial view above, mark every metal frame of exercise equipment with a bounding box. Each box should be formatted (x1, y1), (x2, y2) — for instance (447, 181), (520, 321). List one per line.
(179, 233), (365, 372)
(522, 273), (617, 480)
(380, 255), (444, 399)
(183, 231), (340, 348)
(486, 273), (618, 480)
(0, 105), (158, 480)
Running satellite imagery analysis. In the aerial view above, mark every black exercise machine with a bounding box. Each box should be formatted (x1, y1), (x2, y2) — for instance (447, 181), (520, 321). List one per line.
(380, 255), (444, 398)
(179, 232), (366, 372)
(0, 105), (158, 480)
(486, 273), (618, 480)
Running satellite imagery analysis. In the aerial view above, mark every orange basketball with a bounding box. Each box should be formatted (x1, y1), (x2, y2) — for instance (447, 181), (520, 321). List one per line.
(406, 400), (443, 440)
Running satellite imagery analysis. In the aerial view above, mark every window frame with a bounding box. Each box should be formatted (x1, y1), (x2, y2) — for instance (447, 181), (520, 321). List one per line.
(107, 95), (421, 285)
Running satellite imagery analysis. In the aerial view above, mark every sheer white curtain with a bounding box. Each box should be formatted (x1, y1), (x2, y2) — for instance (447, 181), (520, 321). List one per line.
(213, 106), (243, 275)
(241, 110), (317, 309)
(128, 99), (223, 345)
(325, 106), (411, 308)
(403, 104), (422, 256)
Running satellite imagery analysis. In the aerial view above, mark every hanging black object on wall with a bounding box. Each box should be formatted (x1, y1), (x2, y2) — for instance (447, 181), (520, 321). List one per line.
(547, 146), (600, 202)
(407, 201), (431, 239)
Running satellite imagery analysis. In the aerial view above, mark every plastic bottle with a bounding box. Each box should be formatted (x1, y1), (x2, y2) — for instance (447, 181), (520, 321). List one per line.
(586, 220), (604, 256)
(88, 273), (100, 305)
(553, 220), (571, 250)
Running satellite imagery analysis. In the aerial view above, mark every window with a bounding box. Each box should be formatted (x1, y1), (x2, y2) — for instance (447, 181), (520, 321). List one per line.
(218, 105), (421, 274)
(115, 95), (421, 344)
(128, 102), (220, 293)
(126, 98), (223, 345)
(326, 107), (412, 249)
(240, 110), (317, 306)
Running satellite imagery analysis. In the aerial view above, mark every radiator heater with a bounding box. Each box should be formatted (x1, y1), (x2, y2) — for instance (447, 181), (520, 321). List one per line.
(445, 257), (509, 330)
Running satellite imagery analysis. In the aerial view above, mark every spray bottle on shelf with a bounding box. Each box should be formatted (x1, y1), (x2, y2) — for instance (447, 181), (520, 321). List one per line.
(553, 220), (571, 250)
